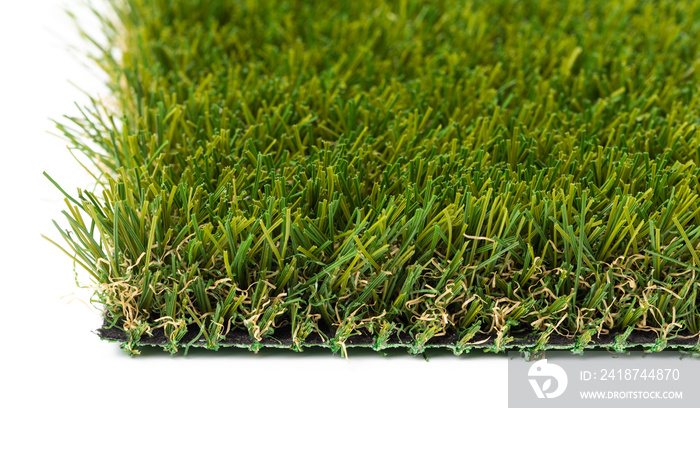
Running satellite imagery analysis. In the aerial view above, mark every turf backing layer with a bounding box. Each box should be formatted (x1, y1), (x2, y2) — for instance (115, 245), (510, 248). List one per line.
(48, 0), (700, 355)
(98, 322), (700, 356)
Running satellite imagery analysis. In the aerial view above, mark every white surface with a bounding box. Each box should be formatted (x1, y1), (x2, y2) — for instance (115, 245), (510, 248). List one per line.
(0, 1), (695, 465)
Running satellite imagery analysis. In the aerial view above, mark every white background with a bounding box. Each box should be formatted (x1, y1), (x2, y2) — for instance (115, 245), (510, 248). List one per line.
(0, 1), (696, 465)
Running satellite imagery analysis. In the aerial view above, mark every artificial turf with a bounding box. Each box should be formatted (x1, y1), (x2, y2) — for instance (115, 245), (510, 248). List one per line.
(47, 0), (700, 355)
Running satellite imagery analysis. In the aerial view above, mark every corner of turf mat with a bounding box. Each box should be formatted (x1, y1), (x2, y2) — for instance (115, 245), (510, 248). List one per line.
(47, 0), (700, 355)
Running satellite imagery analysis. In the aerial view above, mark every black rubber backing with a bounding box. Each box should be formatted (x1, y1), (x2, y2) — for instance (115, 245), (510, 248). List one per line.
(97, 321), (700, 354)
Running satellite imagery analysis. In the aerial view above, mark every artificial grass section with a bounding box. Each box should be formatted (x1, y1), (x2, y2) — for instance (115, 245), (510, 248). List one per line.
(47, 0), (700, 355)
